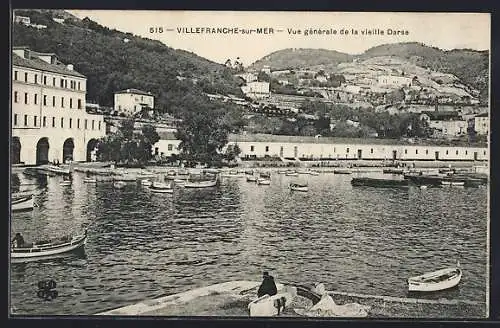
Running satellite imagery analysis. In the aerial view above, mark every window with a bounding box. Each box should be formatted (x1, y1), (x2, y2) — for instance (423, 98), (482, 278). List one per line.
(77, 119), (80, 129)
(34, 94), (38, 105)
(370, 148), (373, 154)
(24, 93), (28, 104)
(456, 150), (459, 155)
(14, 91), (18, 103)
(24, 115), (28, 126)
(43, 76), (47, 85)
(346, 148), (349, 153)
(34, 116), (37, 126)
(64, 80), (68, 88)
(465, 150), (468, 155)
(69, 118), (72, 129)
(77, 99), (82, 109)
(404, 149), (408, 154)
(61, 118), (64, 128)
(61, 97), (64, 108)
(43, 116), (46, 127)
(98, 121), (101, 130)
(415, 149), (418, 154)
(34, 74), (38, 84)
(24, 72), (28, 82)
(52, 96), (56, 107)
(484, 151), (486, 156)
(425, 149), (429, 155)
(78, 82), (81, 90)
(446, 150), (449, 155)
(14, 114), (17, 126)
(43, 95), (47, 106)
(52, 117), (55, 127)
(84, 119), (88, 129)
(14, 71), (18, 80)
(69, 98), (73, 109)
(53, 77), (56, 86)
(60, 79), (64, 88)
(168, 144), (173, 151)
(250, 145), (254, 152)
(92, 120), (95, 130)
(265, 146), (269, 152)
(333, 147), (336, 153)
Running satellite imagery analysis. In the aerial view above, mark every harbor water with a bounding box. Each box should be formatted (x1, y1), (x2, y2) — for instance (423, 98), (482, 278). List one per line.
(10, 170), (488, 317)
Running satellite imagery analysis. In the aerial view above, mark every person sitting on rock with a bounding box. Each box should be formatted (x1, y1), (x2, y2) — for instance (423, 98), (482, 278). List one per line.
(257, 271), (278, 297)
(11, 233), (25, 248)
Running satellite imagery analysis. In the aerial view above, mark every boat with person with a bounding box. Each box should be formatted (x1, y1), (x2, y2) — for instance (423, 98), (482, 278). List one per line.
(11, 229), (87, 263)
(407, 262), (462, 292)
(289, 183), (309, 192)
(149, 181), (174, 193)
(12, 195), (34, 212)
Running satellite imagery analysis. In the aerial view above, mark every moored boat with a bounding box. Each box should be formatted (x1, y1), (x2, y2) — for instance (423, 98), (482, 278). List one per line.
(285, 170), (298, 177)
(246, 175), (258, 182)
(351, 177), (409, 188)
(83, 177), (97, 183)
(12, 195), (34, 212)
(59, 180), (72, 186)
(150, 181), (174, 193)
(113, 181), (127, 189)
(11, 230), (87, 263)
(408, 263), (462, 292)
(289, 183), (308, 192)
(334, 168), (352, 175)
(440, 181), (465, 187)
(256, 178), (271, 185)
(184, 175), (218, 188)
(141, 179), (153, 187)
(308, 170), (320, 176)
(383, 168), (404, 174)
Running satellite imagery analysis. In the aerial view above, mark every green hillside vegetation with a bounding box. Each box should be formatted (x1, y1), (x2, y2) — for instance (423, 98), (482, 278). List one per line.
(12, 10), (243, 115)
(251, 48), (353, 71)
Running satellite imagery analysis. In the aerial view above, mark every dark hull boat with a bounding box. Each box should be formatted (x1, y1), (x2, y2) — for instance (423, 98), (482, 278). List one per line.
(351, 177), (409, 188)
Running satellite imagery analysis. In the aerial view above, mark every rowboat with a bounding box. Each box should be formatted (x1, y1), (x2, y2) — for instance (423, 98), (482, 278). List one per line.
(246, 175), (258, 182)
(257, 178), (271, 185)
(289, 183), (308, 192)
(113, 181), (127, 189)
(12, 195), (34, 212)
(308, 170), (320, 176)
(11, 230), (87, 263)
(83, 177), (97, 183)
(40, 165), (71, 175)
(334, 168), (352, 174)
(141, 179), (153, 187)
(150, 181), (174, 193)
(383, 168), (405, 174)
(248, 286), (298, 317)
(59, 180), (72, 186)
(440, 181), (465, 187)
(285, 171), (298, 177)
(408, 263), (462, 292)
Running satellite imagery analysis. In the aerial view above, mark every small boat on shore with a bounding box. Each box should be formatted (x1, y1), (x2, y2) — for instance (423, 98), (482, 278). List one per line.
(150, 181), (174, 193)
(351, 177), (409, 188)
(246, 175), (258, 182)
(285, 171), (298, 177)
(289, 183), (308, 192)
(11, 230), (87, 263)
(408, 263), (462, 292)
(12, 195), (34, 212)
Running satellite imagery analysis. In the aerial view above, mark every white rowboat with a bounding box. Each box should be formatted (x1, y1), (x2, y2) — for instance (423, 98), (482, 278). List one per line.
(440, 181), (465, 187)
(150, 182), (173, 193)
(257, 178), (271, 185)
(12, 195), (34, 212)
(83, 177), (97, 183)
(408, 264), (462, 292)
(289, 183), (308, 192)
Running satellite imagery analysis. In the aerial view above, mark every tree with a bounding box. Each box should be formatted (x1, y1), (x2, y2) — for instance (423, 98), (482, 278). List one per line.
(257, 71), (271, 82)
(224, 144), (242, 162)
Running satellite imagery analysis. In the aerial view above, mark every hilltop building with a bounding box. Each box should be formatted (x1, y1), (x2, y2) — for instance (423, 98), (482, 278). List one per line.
(114, 88), (154, 116)
(419, 111), (467, 137)
(11, 46), (106, 165)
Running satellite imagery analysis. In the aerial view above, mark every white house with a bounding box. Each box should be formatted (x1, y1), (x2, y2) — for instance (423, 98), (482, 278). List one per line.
(474, 113), (489, 135)
(11, 47), (106, 165)
(241, 82), (270, 99)
(419, 111), (468, 137)
(377, 75), (413, 88)
(114, 88), (154, 116)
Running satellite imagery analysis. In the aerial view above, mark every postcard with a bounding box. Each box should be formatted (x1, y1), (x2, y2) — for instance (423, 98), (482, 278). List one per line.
(10, 9), (490, 319)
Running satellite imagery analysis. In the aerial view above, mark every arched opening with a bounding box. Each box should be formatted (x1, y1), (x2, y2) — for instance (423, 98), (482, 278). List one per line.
(36, 137), (50, 165)
(86, 139), (99, 162)
(12, 137), (21, 164)
(63, 138), (75, 163)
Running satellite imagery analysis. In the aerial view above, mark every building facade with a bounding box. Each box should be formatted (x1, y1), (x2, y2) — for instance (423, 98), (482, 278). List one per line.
(11, 47), (106, 165)
(114, 88), (154, 116)
(241, 82), (271, 99)
(419, 111), (468, 137)
(474, 113), (489, 135)
(153, 133), (488, 162)
(377, 75), (413, 88)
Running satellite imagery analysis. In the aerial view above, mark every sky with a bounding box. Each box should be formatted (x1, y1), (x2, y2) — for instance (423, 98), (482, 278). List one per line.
(68, 10), (490, 66)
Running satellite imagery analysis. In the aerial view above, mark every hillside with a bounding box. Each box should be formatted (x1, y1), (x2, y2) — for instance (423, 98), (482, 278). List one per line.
(250, 42), (489, 103)
(250, 48), (353, 71)
(12, 9), (243, 114)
